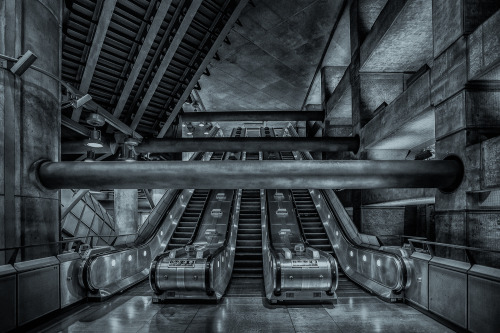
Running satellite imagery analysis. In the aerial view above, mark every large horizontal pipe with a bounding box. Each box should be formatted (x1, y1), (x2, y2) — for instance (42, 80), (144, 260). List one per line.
(135, 137), (359, 153)
(181, 111), (324, 122)
(36, 159), (463, 191)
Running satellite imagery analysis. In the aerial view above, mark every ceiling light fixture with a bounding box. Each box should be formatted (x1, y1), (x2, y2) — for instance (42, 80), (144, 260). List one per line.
(198, 122), (205, 127)
(124, 137), (140, 147)
(86, 113), (105, 127)
(85, 129), (103, 148)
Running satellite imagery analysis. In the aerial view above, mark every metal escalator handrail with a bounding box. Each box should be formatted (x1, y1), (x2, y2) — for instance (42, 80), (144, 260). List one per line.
(204, 189), (239, 296)
(83, 189), (182, 292)
(320, 189), (408, 292)
(84, 151), (207, 292)
(264, 193), (283, 296)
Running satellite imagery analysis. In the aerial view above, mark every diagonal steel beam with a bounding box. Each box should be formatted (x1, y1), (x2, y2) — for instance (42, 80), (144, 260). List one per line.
(96, 153), (113, 161)
(130, 0), (203, 130)
(71, 0), (118, 122)
(62, 115), (91, 137)
(65, 84), (143, 139)
(143, 189), (155, 209)
(62, 189), (89, 219)
(157, 0), (249, 138)
(112, 0), (173, 119)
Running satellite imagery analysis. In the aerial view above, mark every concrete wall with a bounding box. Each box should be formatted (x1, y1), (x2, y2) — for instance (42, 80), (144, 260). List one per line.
(323, 0), (500, 264)
(0, 0), (62, 263)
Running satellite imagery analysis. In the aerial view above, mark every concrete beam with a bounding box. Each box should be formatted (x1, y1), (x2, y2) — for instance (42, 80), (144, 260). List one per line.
(481, 135), (500, 190)
(37, 160), (463, 190)
(360, 0), (432, 72)
(468, 10), (500, 80)
(65, 83), (143, 139)
(157, 0), (250, 138)
(433, 0), (500, 58)
(71, 0), (117, 121)
(361, 69), (433, 150)
(326, 67), (351, 121)
(130, 0), (203, 130)
(435, 84), (500, 143)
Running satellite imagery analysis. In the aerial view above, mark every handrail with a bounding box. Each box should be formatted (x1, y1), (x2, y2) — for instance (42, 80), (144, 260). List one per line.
(408, 239), (500, 253)
(0, 233), (136, 252)
(206, 188), (239, 296)
(265, 195), (282, 296)
(408, 238), (500, 265)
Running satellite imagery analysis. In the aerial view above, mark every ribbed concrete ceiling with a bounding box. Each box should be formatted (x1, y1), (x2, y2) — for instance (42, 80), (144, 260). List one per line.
(196, 0), (344, 111)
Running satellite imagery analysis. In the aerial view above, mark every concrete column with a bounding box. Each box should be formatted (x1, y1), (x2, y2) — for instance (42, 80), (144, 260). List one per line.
(433, 2), (500, 263)
(114, 190), (138, 235)
(1, 0), (62, 263)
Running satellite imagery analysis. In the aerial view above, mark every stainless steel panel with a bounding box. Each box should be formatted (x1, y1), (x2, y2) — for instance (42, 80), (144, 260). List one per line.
(279, 254), (334, 291)
(17, 265), (60, 326)
(59, 258), (85, 308)
(405, 255), (430, 309)
(0, 265), (16, 332)
(428, 264), (467, 328)
(468, 272), (500, 333)
(156, 258), (207, 291)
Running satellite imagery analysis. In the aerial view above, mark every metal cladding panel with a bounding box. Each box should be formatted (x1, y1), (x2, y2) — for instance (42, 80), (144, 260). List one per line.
(59, 258), (86, 308)
(468, 275), (500, 333)
(406, 254), (431, 309)
(17, 265), (60, 326)
(428, 264), (467, 329)
(0, 273), (16, 332)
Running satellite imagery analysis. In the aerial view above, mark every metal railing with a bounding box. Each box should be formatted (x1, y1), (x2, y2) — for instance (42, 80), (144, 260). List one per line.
(408, 238), (500, 266)
(0, 233), (136, 264)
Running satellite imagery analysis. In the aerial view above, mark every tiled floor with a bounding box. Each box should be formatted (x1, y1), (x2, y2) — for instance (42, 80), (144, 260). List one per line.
(32, 279), (453, 333)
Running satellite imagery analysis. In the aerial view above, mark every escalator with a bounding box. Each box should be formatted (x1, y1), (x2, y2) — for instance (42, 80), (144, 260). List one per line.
(78, 131), (227, 299)
(166, 151), (225, 250)
(166, 190), (210, 250)
(283, 124), (409, 301)
(258, 141), (338, 303)
(289, 188), (368, 299)
(233, 189), (263, 278)
(150, 149), (247, 301)
(290, 189), (333, 255)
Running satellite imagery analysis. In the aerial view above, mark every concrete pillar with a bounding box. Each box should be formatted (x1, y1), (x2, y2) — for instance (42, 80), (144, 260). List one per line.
(0, 0), (62, 263)
(432, 2), (500, 263)
(114, 190), (138, 235)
